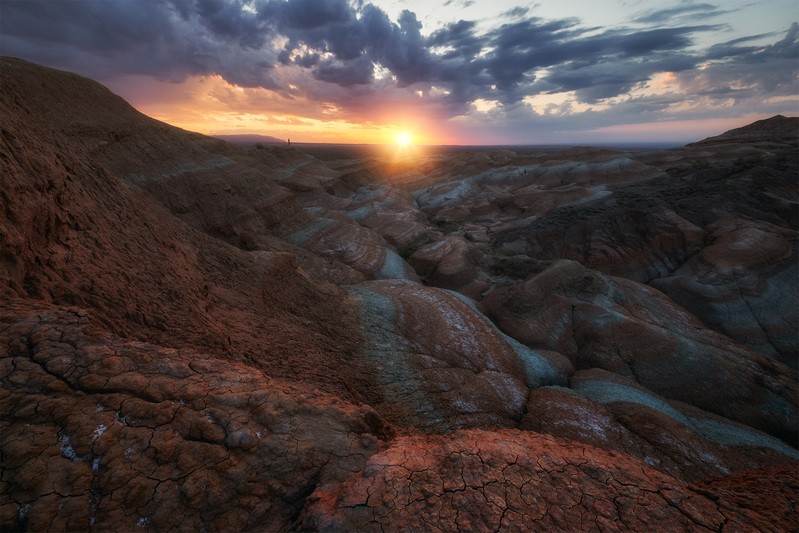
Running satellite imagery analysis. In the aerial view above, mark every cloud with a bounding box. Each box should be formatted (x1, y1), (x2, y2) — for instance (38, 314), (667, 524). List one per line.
(428, 20), (482, 59)
(1, 0), (796, 141)
(458, 23), (799, 143)
(269, 0), (353, 30)
(675, 22), (799, 96)
(501, 6), (533, 19)
(0, 0), (285, 88)
(478, 22), (715, 104)
(194, 0), (270, 48)
(443, 0), (475, 8)
(313, 56), (374, 86)
(633, 2), (735, 25)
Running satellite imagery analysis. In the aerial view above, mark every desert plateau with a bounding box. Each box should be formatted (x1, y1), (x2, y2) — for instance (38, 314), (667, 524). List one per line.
(1, 53), (797, 531)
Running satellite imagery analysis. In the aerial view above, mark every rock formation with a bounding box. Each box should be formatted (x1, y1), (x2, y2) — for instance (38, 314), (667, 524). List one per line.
(1, 57), (797, 531)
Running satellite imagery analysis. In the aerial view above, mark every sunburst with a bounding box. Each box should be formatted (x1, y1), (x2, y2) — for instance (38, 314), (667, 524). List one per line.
(395, 131), (412, 147)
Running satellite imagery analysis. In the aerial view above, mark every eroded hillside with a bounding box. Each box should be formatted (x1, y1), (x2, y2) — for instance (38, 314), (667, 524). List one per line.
(1, 57), (797, 531)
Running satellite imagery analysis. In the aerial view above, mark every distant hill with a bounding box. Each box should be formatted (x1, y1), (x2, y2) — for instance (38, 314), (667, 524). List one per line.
(213, 133), (287, 145)
(688, 115), (799, 146)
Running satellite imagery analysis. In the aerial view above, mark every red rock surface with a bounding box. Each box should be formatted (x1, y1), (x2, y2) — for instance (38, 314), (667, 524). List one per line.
(1, 300), (385, 531)
(0, 58), (379, 407)
(2, 57), (797, 531)
(689, 466), (799, 531)
(302, 430), (796, 532)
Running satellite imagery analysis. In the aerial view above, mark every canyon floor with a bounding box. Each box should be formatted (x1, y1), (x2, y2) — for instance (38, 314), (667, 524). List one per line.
(1, 57), (797, 532)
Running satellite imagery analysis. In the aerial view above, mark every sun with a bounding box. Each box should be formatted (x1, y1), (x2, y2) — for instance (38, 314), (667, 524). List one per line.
(395, 131), (412, 147)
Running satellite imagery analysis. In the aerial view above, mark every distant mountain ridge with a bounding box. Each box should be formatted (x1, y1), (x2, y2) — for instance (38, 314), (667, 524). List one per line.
(688, 114), (799, 146)
(213, 133), (287, 145)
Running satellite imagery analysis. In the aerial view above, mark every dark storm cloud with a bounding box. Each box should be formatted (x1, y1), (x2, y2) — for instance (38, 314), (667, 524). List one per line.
(268, 0), (353, 29)
(269, 3), (435, 86)
(377, 10), (435, 85)
(541, 51), (698, 103)
(194, 0), (268, 48)
(679, 22), (799, 95)
(704, 24), (796, 60)
(481, 17), (584, 91)
(428, 20), (482, 59)
(0, 0), (283, 88)
(478, 21), (713, 103)
(2, 1), (177, 56)
(313, 56), (374, 86)
(612, 27), (699, 56)
(1, 0), (796, 121)
(267, 0), (365, 63)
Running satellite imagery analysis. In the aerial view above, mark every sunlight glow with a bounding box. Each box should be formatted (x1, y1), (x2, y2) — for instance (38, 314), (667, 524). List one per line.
(395, 131), (412, 146)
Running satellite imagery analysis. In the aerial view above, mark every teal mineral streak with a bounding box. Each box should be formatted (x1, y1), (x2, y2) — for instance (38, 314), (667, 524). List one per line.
(413, 164), (552, 209)
(286, 218), (334, 246)
(573, 379), (799, 458)
(348, 286), (441, 427)
(376, 249), (415, 281)
(346, 198), (398, 221)
(687, 416), (799, 458)
(662, 267), (799, 358)
(573, 380), (691, 425)
(482, 164), (542, 184)
(411, 158), (637, 211)
(444, 290), (567, 388)
(414, 177), (475, 209)
(346, 205), (374, 221)
(503, 333), (567, 388)
(351, 185), (387, 202)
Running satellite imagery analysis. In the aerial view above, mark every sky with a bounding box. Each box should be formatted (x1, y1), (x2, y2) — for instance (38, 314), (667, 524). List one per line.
(1, 0), (797, 145)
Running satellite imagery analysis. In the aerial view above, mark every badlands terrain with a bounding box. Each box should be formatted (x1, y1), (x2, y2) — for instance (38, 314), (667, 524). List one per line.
(1, 57), (797, 531)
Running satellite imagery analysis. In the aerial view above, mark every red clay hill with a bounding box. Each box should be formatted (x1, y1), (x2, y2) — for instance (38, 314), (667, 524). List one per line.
(1, 57), (797, 531)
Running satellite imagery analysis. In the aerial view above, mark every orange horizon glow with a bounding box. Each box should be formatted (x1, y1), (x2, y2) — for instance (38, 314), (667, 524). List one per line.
(104, 73), (799, 147)
(166, 114), (441, 145)
(105, 74), (450, 145)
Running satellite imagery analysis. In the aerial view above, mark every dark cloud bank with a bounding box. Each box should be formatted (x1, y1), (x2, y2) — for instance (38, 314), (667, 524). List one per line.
(1, 0), (796, 127)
